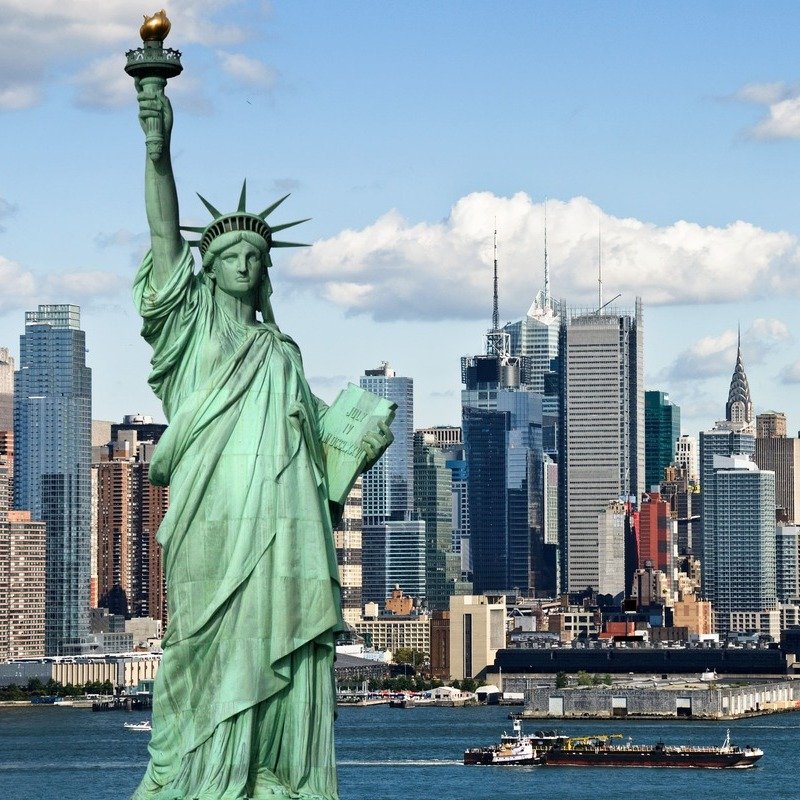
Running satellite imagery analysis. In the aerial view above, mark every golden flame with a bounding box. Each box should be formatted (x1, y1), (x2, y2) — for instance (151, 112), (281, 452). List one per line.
(140, 9), (171, 42)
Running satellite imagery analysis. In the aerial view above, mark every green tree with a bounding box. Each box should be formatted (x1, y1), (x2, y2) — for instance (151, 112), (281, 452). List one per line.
(555, 672), (568, 689)
(393, 648), (427, 667)
(576, 670), (593, 686)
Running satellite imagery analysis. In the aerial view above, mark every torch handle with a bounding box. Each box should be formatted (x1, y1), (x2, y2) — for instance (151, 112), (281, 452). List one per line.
(139, 76), (168, 162)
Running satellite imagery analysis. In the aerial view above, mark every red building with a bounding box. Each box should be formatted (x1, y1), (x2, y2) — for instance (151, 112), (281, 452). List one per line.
(637, 491), (673, 574)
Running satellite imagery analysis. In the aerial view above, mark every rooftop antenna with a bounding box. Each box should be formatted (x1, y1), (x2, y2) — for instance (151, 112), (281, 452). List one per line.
(598, 218), (603, 313)
(485, 222), (511, 358)
(543, 198), (550, 305)
(492, 223), (499, 331)
(594, 217), (621, 314)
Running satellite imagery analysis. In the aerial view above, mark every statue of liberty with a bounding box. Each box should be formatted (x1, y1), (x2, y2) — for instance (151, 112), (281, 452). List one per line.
(126, 13), (392, 800)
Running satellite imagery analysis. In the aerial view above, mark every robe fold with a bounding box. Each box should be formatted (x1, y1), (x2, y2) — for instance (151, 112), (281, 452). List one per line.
(131, 243), (343, 800)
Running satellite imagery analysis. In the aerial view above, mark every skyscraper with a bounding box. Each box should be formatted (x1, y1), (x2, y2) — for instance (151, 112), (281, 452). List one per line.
(706, 454), (776, 631)
(644, 390), (680, 489)
(660, 463), (701, 554)
(637, 491), (675, 576)
(463, 390), (548, 595)
(0, 462), (45, 659)
(334, 477), (363, 627)
(413, 431), (461, 611)
(0, 347), (13, 431)
(560, 300), (644, 593)
(461, 232), (530, 413)
(699, 426), (755, 562)
(360, 362), (413, 524)
(776, 524), (800, 603)
(675, 434), (699, 482)
(699, 340), (771, 631)
(14, 305), (91, 655)
(360, 362), (425, 606)
(503, 216), (561, 403)
(93, 415), (169, 623)
(461, 233), (553, 596)
(726, 331), (754, 432)
(596, 500), (626, 597)
(754, 411), (800, 523)
(445, 448), (470, 576)
(757, 411), (787, 439)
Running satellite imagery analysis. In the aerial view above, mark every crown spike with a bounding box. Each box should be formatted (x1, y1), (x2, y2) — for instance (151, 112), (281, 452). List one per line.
(271, 240), (310, 248)
(237, 180), (247, 213)
(186, 239), (202, 249)
(179, 225), (207, 233)
(197, 193), (222, 218)
(269, 218), (311, 234)
(258, 194), (291, 219)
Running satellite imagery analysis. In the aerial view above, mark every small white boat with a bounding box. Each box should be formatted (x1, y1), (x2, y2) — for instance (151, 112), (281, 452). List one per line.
(124, 720), (152, 732)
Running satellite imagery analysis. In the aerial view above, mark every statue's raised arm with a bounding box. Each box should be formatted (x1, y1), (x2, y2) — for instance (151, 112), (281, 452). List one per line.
(136, 78), (182, 286)
(125, 10), (184, 289)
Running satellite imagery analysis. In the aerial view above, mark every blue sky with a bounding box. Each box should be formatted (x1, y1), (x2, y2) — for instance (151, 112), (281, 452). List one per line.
(2, 1), (800, 437)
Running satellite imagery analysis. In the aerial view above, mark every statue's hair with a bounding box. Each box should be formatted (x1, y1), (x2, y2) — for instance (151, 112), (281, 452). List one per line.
(201, 230), (269, 270)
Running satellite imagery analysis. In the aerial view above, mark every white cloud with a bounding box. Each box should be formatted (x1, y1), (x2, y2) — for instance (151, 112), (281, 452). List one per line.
(736, 81), (792, 106)
(94, 229), (147, 249)
(780, 360), (800, 385)
(660, 318), (791, 384)
(0, 2), (270, 112)
(72, 56), (132, 110)
(751, 97), (800, 140)
(0, 251), (124, 316)
(73, 55), (212, 114)
(217, 51), (278, 89)
(734, 81), (800, 139)
(46, 271), (123, 297)
(307, 374), (351, 391)
(283, 192), (800, 321)
(0, 85), (41, 111)
(0, 256), (36, 311)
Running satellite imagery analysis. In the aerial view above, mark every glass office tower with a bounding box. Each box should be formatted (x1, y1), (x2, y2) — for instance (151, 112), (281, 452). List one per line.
(14, 305), (91, 655)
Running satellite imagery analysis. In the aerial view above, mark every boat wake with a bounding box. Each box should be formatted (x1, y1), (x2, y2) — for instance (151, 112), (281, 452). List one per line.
(0, 760), (148, 772)
(338, 758), (461, 767)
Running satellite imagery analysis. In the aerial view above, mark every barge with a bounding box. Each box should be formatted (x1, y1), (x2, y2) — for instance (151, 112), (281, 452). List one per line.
(464, 722), (763, 769)
(542, 730), (763, 768)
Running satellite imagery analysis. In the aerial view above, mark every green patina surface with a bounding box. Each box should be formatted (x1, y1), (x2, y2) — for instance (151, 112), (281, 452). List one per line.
(127, 20), (392, 800)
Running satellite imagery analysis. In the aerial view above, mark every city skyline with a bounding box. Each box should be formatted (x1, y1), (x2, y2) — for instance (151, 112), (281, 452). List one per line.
(3, 4), (800, 438)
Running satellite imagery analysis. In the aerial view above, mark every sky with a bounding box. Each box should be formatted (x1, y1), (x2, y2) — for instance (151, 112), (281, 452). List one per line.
(3, 1), (800, 438)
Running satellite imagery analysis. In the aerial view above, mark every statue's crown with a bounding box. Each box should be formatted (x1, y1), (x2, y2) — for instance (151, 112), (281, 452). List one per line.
(180, 181), (309, 256)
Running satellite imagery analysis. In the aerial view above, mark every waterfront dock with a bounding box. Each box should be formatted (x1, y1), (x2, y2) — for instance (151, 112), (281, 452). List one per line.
(505, 675), (800, 720)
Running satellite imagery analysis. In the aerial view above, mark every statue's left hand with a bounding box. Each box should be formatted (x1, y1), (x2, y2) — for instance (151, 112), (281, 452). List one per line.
(361, 421), (394, 472)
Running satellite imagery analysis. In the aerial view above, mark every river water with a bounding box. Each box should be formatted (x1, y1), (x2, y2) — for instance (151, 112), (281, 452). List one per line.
(1, 703), (798, 799)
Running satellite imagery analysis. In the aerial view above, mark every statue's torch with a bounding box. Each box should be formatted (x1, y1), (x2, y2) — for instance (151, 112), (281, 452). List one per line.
(125, 10), (183, 161)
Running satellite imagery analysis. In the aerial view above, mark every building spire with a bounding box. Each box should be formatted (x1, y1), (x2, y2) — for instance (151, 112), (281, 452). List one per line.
(543, 198), (550, 306)
(492, 224), (499, 331)
(485, 225), (511, 358)
(726, 325), (753, 428)
(597, 218), (603, 313)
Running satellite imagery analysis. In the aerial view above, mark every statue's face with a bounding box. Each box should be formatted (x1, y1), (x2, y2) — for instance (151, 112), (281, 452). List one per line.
(211, 239), (265, 299)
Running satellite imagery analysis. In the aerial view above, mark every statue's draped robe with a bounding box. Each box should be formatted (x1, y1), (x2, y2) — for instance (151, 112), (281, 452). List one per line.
(131, 243), (343, 800)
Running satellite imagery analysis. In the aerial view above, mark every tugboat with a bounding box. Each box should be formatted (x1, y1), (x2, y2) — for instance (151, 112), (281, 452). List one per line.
(542, 729), (763, 769)
(463, 718), (567, 765)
